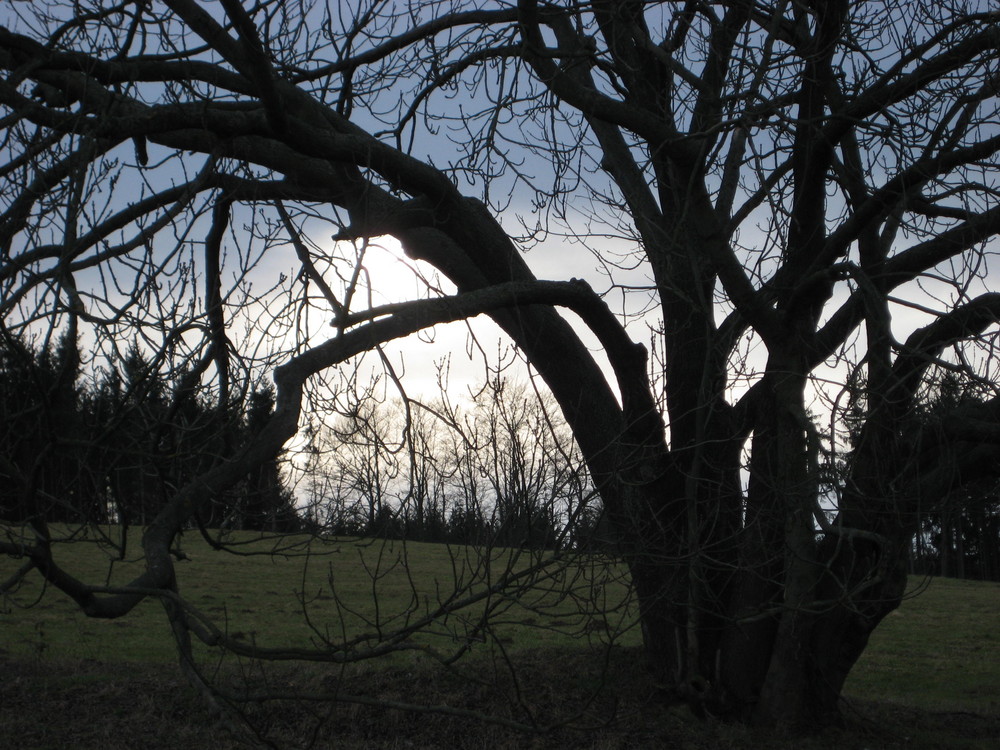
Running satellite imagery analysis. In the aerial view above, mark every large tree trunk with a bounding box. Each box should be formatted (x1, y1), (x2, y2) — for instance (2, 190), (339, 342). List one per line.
(719, 354), (822, 725)
(628, 345), (917, 728)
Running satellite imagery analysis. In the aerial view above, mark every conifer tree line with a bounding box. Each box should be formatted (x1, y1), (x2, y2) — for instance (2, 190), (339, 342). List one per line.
(0, 329), (300, 532)
(905, 376), (1000, 582)
(915, 481), (1000, 582)
(829, 371), (1000, 583)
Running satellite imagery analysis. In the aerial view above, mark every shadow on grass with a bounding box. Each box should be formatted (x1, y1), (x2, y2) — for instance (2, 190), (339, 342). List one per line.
(2, 650), (998, 750)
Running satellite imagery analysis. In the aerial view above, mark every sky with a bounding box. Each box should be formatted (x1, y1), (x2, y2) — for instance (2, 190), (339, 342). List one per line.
(3, 0), (999, 447)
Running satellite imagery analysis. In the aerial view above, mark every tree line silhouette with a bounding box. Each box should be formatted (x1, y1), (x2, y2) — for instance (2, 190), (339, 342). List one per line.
(907, 377), (1000, 582)
(4, 329), (996, 570)
(0, 331), (299, 532)
(0, 331), (602, 550)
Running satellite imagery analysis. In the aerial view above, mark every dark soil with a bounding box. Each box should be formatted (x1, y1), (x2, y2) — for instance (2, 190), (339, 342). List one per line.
(2, 653), (998, 750)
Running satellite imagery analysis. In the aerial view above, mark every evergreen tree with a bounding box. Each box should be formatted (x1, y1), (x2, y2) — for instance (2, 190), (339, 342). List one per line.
(1, 337), (300, 530)
(0, 330), (89, 523)
(234, 386), (300, 532)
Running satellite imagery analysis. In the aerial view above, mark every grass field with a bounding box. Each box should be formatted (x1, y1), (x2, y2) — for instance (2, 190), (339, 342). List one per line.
(2, 528), (999, 749)
(1, 528), (638, 662)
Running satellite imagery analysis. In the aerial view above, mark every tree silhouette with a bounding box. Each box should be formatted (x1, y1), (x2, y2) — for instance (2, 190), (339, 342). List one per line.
(3, 0), (1000, 730)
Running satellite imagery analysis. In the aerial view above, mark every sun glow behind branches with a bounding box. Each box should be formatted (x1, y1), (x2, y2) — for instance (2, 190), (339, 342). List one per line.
(318, 234), (507, 396)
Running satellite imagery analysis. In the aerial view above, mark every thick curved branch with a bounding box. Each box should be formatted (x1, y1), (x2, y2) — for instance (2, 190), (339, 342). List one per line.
(0, 25), (253, 95)
(837, 22), (1000, 140)
(295, 279), (642, 410)
(813, 205), (1000, 364)
(825, 131), (1000, 261)
(8, 279), (631, 620)
(890, 293), (1000, 397)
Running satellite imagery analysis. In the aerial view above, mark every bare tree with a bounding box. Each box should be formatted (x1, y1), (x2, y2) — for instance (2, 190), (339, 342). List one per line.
(458, 378), (588, 549)
(328, 396), (403, 535)
(306, 375), (595, 546)
(3, 0), (1000, 731)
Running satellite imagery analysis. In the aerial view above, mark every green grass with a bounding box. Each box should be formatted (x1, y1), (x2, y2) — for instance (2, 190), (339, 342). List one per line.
(1, 527), (637, 663)
(843, 576), (1000, 716)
